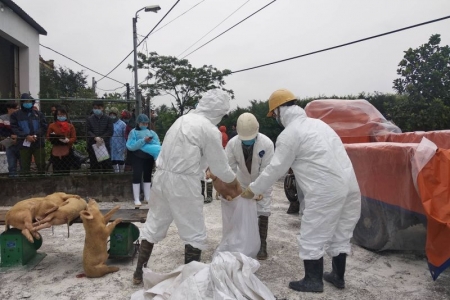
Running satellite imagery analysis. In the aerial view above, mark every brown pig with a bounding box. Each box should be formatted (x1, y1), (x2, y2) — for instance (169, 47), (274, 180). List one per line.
(5, 197), (58, 243)
(5, 193), (82, 243)
(80, 199), (122, 278)
(32, 197), (88, 237)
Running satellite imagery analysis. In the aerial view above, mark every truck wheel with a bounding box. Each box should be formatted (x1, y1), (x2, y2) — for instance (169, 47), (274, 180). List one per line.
(353, 198), (389, 250)
(284, 175), (298, 203)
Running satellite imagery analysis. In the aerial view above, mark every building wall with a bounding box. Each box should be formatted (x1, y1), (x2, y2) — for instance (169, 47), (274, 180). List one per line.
(0, 5), (40, 98)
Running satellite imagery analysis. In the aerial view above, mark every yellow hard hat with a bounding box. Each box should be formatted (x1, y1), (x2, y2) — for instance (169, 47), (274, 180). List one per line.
(267, 89), (296, 117)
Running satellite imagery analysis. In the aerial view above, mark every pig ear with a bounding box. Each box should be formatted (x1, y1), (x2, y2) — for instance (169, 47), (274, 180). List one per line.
(80, 211), (93, 220)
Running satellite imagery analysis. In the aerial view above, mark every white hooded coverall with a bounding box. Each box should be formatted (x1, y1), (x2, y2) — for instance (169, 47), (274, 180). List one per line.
(225, 133), (274, 216)
(141, 90), (235, 250)
(249, 105), (361, 260)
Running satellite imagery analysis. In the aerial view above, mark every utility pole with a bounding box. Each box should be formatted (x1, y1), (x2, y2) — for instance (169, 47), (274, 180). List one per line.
(126, 83), (130, 111)
(132, 17), (141, 115)
(92, 77), (96, 95)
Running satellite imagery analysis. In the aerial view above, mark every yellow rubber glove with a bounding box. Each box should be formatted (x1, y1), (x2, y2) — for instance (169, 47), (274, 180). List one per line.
(241, 187), (255, 199)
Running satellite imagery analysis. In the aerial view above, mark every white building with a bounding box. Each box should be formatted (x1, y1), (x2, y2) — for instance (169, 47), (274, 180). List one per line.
(0, 0), (47, 99)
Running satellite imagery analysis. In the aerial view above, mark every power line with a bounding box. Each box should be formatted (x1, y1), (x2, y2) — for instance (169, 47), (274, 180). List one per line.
(96, 0), (182, 83)
(96, 85), (126, 92)
(40, 44), (126, 85)
(231, 15), (450, 74)
(181, 0), (277, 59)
(177, 0), (250, 57)
(137, 0), (206, 39)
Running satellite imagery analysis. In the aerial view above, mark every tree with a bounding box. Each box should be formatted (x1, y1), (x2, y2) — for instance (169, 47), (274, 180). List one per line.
(132, 52), (234, 117)
(39, 66), (96, 99)
(391, 34), (450, 131)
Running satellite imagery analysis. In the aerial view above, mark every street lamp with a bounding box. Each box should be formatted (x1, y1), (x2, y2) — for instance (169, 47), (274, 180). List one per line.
(133, 5), (161, 116)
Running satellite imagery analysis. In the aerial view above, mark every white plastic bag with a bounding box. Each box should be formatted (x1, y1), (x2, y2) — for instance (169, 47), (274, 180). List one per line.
(214, 196), (260, 258)
(92, 143), (110, 162)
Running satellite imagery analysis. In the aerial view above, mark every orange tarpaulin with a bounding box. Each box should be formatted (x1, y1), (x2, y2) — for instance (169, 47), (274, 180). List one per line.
(415, 147), (450, 280)
(305, 99), (401, 143)
(305, 99), (450, 280)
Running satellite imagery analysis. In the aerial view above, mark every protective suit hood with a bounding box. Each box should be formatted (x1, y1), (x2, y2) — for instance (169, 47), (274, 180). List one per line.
(279, 105), (307, 127)
(194, 89), (230, 125)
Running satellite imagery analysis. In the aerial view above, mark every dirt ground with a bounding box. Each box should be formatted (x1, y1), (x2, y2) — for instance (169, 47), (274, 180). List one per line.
(1, 181), (449, 300)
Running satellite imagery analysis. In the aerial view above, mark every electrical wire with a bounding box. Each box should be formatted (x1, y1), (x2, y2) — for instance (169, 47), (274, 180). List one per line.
(231, 14), (450, 74)
(96, 0), (182, 83)
(96, 85), (126, 92)
(40, 44), (125, 85)
(181, 0), (277, 59)
(177, 0), (250, 57)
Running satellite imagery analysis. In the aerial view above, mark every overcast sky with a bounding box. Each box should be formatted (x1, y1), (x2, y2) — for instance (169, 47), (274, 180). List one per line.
(14, 0), (450, 109)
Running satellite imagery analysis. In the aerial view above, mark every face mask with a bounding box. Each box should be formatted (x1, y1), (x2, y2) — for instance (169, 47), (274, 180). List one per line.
(274, 108), (283, 127)
(242, 138), (256, 146)
(93, 109), (102, 116)
(110, 115), (117, 120)
(57, 116), (67, 122)
(23, 103), (33, 109)
(123, 119), (130, 123)
(139, 126), (148, 130)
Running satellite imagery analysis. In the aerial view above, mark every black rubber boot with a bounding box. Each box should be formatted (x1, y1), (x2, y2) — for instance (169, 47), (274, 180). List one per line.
(323, 253), (346, 289)
(289, 257), (324, 293)
(257, 216), (269, 260)
(205, 181), (213, 203)
(185, 244), (202, 264)
(133, 240), (154, 285)
(201, 180), (205, 200)
(287, 200), (300, 214)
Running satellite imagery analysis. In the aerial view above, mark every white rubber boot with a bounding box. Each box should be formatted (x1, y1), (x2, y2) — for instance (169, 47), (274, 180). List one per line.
(133, 183), (142, 206)
(143, 182), (151, 203)
(119, 165), (125, 173)
(113, 164), (119, 173)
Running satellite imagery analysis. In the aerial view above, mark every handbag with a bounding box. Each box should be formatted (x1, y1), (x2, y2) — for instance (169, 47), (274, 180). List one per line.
(52, 145), (70, 158)
(92, 143), (110, 162)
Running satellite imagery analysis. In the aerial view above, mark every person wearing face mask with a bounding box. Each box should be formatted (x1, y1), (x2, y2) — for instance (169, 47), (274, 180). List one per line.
(126, 114), (161, 207)
(132, 89), (240, 285)
(86, 100), (114, 172)
(241, 89), (361, 293)
(109, 107), (127, 173)
(47, 107), (77, 173)
(0, 101), (20, 176)
(121, 110), (134, 171)
(223, 112), (274, 260)
(10, 93), (48, 175)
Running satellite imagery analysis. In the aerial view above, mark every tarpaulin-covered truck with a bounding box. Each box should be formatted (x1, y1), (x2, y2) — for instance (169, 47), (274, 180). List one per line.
(286, 99), (450, 280)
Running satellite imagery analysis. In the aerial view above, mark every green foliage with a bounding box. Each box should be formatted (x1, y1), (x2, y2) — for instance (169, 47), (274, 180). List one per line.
(154, 104), (178, 141)
(391, 34), (450, 131)
(132, 52), (234, 117)
(39, 66), (97, 99)
(219, 100), (282, 144)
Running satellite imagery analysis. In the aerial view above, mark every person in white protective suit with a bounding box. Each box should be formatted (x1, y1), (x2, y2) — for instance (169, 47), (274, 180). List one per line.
(225, 112), (274, 260)
(132, 89), (240, 285)
(241, 89), (361, 293)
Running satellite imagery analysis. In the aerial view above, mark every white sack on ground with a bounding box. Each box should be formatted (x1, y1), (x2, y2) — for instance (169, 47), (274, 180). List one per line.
(130, 252), (275, 300)
(214, 196), (260, 258)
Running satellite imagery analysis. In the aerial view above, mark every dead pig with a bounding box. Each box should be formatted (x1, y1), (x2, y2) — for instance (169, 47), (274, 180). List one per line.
(80, 199), (122, 278)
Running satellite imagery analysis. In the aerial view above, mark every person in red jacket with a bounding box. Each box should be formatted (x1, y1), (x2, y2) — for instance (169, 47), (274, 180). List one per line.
(219, 125), (228, 148)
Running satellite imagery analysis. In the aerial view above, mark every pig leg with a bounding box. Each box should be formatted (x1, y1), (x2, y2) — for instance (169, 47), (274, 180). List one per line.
(105, 218), (123, 236)
(21, 229), (35, 243)
(103, 206), (120, 224)
(32, 213), (55, 227)
(89, 264), (120, 278)
(33, 222), (53, 231)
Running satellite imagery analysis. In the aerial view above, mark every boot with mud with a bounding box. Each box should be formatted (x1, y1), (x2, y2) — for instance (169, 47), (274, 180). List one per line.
(201, 180), (205, 200)
(205, 180), (213, 203)
(289, 257), (324, 293)
(133, 240), (154, 285)
(287, 200), (300, 214)
(323, 253), (346, 289)
(185, 244), (202, 264)
(257, 216), (269, 260)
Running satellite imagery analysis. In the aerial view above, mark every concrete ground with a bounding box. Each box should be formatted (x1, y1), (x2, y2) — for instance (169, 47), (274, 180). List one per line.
(1, 180), (449, 300)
